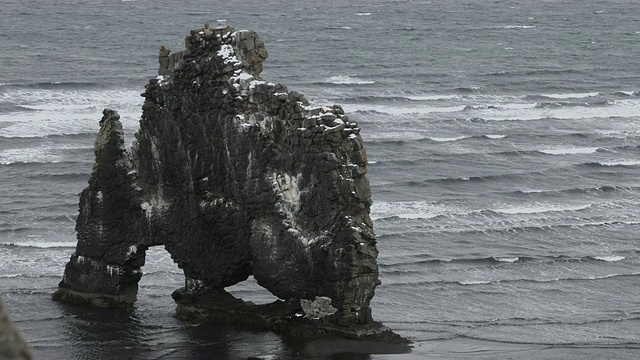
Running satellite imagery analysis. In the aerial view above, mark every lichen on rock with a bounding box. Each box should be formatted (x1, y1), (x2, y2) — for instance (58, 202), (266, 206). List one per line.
(53, 24), (404, 343)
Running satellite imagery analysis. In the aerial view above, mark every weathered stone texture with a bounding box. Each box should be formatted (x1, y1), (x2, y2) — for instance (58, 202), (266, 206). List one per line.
(54, 25), (392, 339)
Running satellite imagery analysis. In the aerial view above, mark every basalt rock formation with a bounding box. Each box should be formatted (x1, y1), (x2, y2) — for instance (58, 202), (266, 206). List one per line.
(53, 24), (403, 342)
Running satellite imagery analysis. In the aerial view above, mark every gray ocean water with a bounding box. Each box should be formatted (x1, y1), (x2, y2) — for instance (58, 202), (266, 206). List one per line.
(1, 0), (640, 359)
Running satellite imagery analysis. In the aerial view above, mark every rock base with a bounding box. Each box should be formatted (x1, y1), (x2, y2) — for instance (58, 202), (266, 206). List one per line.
(52, 287), (137, 308)
(172, 288), (409, 345)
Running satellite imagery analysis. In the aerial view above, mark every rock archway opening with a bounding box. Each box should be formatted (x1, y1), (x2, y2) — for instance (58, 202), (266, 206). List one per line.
(135, 245), (279, 306)
(225, 275), (280, 305)
(135, 245), (183, 304)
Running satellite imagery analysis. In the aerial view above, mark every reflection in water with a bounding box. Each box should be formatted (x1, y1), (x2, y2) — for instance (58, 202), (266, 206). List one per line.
(41, 288), (409, 359)
(55, 302), (388, 359)
(30, 246), (399, 359)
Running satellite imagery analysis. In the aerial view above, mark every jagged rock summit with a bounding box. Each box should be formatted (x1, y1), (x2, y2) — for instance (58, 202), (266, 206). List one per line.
(53, 24), (404, 343)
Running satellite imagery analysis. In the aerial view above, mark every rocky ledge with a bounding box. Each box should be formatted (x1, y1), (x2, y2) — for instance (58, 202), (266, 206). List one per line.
(53, 24), (406, 344)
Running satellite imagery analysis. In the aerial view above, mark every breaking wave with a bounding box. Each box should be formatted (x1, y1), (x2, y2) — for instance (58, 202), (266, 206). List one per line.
(392, 272), (640, 287)
(322, 76), (376, 85)
(376, 220), (640, 239)
(0, 241), (76, 249)
(380, 254), (629, 268)
(581, 160), (640, 168)
(0, 81), (100, 90)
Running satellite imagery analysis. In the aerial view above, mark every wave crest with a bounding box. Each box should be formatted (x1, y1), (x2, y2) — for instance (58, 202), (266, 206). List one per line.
(323, 76), (375, 85)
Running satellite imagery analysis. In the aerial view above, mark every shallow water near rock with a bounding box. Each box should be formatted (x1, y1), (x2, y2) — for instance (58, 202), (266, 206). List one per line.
(1, 0), (640, 359)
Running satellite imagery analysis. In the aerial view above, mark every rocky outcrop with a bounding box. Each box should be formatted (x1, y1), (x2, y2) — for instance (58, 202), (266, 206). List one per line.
(54, 24), (403, 342)
(0, 301), (32, 360)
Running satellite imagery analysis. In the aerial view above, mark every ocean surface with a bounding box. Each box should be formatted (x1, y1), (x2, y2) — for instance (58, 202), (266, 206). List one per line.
(1, 0), (640, 359)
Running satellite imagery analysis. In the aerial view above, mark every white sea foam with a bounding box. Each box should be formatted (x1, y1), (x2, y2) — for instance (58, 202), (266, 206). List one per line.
(458, 280), (492, 285)
(0, 148), (62, 165)
(597, 160), (640, 167)
(517, 189), (547, 193)
(494, 204), (591, 215)
(585, 273), (640, 280)
(367, 131), (427, 141)
(477, 100), (640, 121)
(493, 257), (519, 263)
(0, 88), (141, 111)
(0, 111), (140, 138)
(0, 274), (23, 278)
(0, 144), (92, 165)
(0, 241), (76, 248)
(592, 255), (626, 262)
(596, 129), (640, 139)
(538, 147), (599, 155)
(405, 94), (460, 101)
(611, 90), (636, 96)
(429, 136), (471, 142)
(370, 201), (450, 220)
(0, 88), (143, 138)
(326, 76), (375, 85)
(347, 98), (640, 121)
(504, 25), (536, 29)
(347, 103), (464, 115)
(539, 92), (599, 99)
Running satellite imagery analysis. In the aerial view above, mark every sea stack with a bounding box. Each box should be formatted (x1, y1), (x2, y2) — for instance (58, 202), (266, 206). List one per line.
(54, 25), (402, 342)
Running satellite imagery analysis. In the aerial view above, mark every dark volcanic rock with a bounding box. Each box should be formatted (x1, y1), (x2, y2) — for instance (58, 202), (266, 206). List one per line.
(54, 25), (404, 343)
(0, 301), (32, 360)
